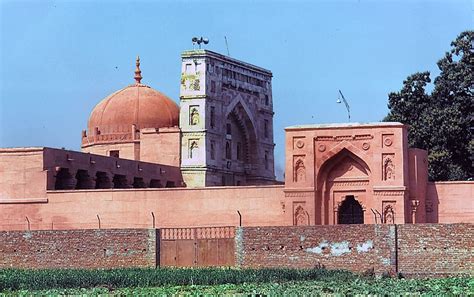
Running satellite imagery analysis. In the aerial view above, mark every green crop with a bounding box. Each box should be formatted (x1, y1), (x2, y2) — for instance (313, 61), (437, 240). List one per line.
(0, 268), (472, 295)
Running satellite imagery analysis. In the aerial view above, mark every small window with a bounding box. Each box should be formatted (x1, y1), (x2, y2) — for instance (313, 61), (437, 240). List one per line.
(265, 95), (269, 105)
(109, 150), (120, 158)
(265, 151), (269, 170)
(150, 179), (162, 188)
(189, 141), (198, 159)
(226, 123), (232, 135)
(210, 106), (215, 128)
(264, 120), (269, 138)
(225, 141), (232, 159)
(185, 63), (192, 74)
(237, 142), (242, 161)
(211, 81), (216, 93)
(190, 106), (199, 126)
(210, 141), (215, 160)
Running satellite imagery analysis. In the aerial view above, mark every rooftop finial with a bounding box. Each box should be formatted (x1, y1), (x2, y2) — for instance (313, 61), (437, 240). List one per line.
(134, 55), (142, 84)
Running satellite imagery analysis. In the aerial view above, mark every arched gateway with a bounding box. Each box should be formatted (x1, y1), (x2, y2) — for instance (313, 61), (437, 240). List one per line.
(338, 195), (364, 224)
(316, 146), (371, 225)
(284, 122), (428, 225)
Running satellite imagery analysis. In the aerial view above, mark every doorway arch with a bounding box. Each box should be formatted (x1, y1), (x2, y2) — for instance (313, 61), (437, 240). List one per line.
(338, 195), (364, 224)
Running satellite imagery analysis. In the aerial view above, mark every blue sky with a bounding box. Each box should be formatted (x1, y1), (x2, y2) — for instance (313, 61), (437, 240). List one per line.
(0, 0), (471, 178)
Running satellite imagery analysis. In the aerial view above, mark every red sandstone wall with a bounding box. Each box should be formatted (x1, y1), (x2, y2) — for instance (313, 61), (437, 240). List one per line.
(407, 149), (428, 223)
(426, 182), (474, 223)
(236, 225), (396, 275)
(140, 127), (181, 167)
(397, 224), (473, 277)
(0, 186), (286, 231)
(0, 229), (157, 269)
(0, 148), (47, 201)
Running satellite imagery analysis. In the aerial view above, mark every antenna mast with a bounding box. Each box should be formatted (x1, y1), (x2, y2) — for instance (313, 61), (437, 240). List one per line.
(224, 36), (230, 56)
(337, 90), (351, 122)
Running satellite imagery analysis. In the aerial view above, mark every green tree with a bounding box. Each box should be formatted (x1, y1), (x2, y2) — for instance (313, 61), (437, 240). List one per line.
(385, 31), (473, 181)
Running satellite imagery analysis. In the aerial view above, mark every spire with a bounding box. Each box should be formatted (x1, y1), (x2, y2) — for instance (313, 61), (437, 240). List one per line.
(134, 55), (142, 84)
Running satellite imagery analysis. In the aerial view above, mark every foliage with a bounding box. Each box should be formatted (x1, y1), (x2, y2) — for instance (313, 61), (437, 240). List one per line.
(1, 273), (473, 295)
(384, 31), (473, 181)
(0, 267), (353, 291)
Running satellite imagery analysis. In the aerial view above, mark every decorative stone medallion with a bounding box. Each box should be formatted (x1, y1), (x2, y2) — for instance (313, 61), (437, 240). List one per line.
(384, 138), (393, 147)
(318, 144), (326, 152)
(296, 139), (305, 149)
(362, 142), (370, 150)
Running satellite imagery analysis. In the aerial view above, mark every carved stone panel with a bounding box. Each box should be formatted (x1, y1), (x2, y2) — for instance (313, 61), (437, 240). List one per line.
(293, 155), (306, 183)
(189, 140), (199, 159)
(189, 106), (200, 125)
(382, 134), (394, 148)
(293, 137), (305, 150)
(293, 203), (309, 226)
(382, 153), (395, 181)
(382, 201), (396, 224)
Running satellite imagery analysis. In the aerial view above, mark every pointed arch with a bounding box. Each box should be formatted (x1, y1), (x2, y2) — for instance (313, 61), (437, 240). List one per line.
(316, 146), (371, 191)
(294, 158), (306, 183)
(294, 205), (310, 226)
(225, 98), (258, 166)
(225, 94), (258, 138)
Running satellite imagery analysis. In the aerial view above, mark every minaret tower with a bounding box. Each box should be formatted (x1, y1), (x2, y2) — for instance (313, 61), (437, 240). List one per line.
(179, 49), (275, 187)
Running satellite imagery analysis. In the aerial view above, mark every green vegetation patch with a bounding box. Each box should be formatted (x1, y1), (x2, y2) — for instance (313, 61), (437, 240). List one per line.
(0, 268), (472, 295)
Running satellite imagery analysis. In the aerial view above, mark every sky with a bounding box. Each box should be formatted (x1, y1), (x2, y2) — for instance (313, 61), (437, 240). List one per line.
(0, 0), (471, 179)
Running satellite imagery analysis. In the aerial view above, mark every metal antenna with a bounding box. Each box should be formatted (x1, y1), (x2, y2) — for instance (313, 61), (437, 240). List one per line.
(225, 36), (230, 56)
(337, 90), (351, 122)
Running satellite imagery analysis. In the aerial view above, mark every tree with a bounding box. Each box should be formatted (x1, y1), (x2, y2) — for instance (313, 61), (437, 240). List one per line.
(385, 31), (473, 181)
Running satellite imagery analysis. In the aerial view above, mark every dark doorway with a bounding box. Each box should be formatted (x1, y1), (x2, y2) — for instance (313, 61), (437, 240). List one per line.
(338, 195), (364, 224)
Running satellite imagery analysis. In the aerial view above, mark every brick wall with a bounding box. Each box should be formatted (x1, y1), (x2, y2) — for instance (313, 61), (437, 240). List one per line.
(0, 229), (157, 269)
(0, 224), (471, 277)
(236, 225), (396, 275)
(236, 224), (473, 277)
(397, 224), (473, 277)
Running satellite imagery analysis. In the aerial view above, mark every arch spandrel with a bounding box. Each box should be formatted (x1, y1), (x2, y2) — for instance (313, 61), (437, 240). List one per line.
(316, 145), (371, 191)
(316, 140), (369, 170)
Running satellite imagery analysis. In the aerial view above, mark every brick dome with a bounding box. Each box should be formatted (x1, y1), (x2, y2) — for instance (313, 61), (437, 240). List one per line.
(87, 84), (179, 134)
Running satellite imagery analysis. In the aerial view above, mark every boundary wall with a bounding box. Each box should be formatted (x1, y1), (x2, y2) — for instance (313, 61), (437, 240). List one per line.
(0, 224), (472, 277)
(237, 223), (473, 277)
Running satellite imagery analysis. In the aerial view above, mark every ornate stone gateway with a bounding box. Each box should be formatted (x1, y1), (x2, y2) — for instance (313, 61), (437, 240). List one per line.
(283, 122), (427, 225)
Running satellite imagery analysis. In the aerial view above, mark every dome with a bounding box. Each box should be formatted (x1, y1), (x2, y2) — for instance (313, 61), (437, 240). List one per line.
(85, 57), (179, 142)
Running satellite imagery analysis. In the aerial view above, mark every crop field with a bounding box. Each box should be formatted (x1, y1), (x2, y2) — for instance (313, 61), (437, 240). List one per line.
(1, 268), (472, 295)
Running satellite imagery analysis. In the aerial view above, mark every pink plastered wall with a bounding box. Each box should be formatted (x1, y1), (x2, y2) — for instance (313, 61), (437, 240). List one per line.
(140, 127), (181, 167)
(0, 148), (47, 202)
(426, 181), (474, 223)
(0, 185), (286, 231)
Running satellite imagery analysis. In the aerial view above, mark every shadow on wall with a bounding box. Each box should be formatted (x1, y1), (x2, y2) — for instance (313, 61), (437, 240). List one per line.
(426, 184), (439, 223)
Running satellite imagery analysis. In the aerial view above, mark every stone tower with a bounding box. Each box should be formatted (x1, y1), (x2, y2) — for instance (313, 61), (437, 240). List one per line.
(179, 50), (275, 187)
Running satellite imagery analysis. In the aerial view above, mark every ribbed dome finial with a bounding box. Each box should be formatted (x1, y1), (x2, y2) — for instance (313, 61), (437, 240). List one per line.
(134, 55), (142, 84)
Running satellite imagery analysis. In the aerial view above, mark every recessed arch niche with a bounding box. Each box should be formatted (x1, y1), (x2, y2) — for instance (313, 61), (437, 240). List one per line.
(315, 148), (371, 225)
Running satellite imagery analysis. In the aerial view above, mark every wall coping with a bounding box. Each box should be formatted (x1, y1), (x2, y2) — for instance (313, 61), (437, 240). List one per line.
(0, 147), (44, 153)
(429, 181), (474, 185)
(47, 184), (285, 194)
(285, 122), (405, 131)
(0, 198), (48, 204)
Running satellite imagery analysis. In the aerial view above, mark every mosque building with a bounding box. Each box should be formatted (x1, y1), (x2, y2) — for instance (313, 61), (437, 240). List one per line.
(0, 49), (472, 231)
(81, 51), (275, 188)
